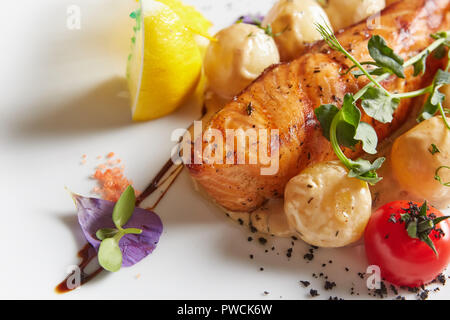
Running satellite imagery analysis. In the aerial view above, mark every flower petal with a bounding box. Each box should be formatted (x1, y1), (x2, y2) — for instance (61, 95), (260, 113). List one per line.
(72, 193), (163, 267)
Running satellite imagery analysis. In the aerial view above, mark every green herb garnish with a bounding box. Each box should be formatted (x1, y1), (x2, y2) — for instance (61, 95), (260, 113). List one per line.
(250, 18), (287, 38)
(429, 144), (441, 155)
(97, 186), (142, 272)
(314, 23), (450, 183)
(400, 202), (450, 256)
(435, 166), (450, 187)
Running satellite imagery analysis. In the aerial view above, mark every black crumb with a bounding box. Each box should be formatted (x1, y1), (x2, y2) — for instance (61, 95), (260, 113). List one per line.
(249, 254), (254, 259)
(263, 291), (269, 295)
(324, 281), (336, 291)
(259, 267), (264, 271)
(286, 248), (293, 258)
(372, 281), (388, 298)
(418, 290), (429, 300)
(300, 281), (310, 288)
(258, 237), (267, 245)
(247, 236), (253, 242)
(436, 274), (446, 285)
(328, 296), (344, 300)
(309, 289), (319, 297)
(303, 253), (314, 261)
(390, 285), (398, 295)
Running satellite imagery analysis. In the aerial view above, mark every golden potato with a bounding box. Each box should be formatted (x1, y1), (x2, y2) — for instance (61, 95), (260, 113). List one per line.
(284, 161), (372, 247)
(204, 23), (280, 99)
(323, 0), (386, 31)
(391, 116), (450, 203)
(262, 0), (332, 61)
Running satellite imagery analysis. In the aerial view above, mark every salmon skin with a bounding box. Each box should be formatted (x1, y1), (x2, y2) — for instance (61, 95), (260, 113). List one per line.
(187, 0), (450, 213)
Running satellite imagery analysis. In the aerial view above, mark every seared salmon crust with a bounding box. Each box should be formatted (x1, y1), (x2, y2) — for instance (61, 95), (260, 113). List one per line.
(188, 0), (450, 212)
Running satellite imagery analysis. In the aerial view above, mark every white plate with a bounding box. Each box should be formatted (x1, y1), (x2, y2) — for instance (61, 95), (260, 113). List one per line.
(0, 0), (448, 300)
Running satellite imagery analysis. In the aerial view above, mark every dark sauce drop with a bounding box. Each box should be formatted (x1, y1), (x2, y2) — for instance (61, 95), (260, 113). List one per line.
(55, 243), (102, 294)
(136, 158), (177, 206)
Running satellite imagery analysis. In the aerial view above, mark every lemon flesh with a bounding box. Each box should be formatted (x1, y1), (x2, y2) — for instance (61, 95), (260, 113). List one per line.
(127, 0), (207, 121)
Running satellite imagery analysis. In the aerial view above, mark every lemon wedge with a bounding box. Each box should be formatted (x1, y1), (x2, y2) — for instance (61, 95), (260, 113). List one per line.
(127, 0), (210, 121)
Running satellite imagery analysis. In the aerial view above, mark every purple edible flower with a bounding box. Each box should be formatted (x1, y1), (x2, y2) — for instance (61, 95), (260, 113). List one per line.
(73, 193), (163, 267)
(236, 14), (265, 26)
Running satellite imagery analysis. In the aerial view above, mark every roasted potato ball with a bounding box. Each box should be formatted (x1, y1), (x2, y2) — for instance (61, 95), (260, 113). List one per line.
(262, 0), (332, 61)
(322, 0), (386, 31)
(204, 23), (280, 99)
(391, 116), (450, 204)
(284, 161), (372, 247)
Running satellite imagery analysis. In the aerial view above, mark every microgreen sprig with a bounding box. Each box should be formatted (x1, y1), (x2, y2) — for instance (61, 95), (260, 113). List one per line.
(315, 94), (385, 184)
(435, 166), (450, 187)
(244, 16), (287, 38)
(316, 23), (391, 96)
(97, 186), (142, 272)
(429, 143), (441, 155)
(314, 23), (450, 184)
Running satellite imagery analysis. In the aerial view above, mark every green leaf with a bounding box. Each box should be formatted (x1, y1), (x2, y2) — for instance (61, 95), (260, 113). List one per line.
(400, 213), (411, 223)
(124, 228), (143, 235)
(432, 216), (450, 226)
(417, 220), (434, 233)
(352, 67), (386, 78)
(96, 228), (119, 240)
(431, 30), (450, 47)
(434, 69), (450, 87)
(418, 96), (440, 121)
(433, 45), (447, 59)
(413, 51), (428, 76)
(98, 237), (123, 272)
(406, 219), (418, 239)
(336, 94), (360, 148)
(429, 143), (441, 155)
(419, 233), (438, 257)
(418, 70), (450, 122)
(419, 201), (428, 217)
(348, 157), (385, 184)
(368, 35), (405, 78)
(315, 104), (339, 141)
(361, 87), (400, 124)
(112, 185), (136, 229)
(354, 122), (378, 154)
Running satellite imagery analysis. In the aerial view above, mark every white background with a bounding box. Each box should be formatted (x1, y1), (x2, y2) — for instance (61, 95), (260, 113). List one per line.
(0, 0), (448, 299)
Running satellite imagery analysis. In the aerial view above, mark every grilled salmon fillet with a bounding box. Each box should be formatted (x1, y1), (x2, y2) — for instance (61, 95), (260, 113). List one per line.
(187, 0), (450, 212)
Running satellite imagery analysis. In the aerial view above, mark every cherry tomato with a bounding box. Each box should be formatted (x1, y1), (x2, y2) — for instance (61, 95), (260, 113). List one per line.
(364, 201), (450, 287)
